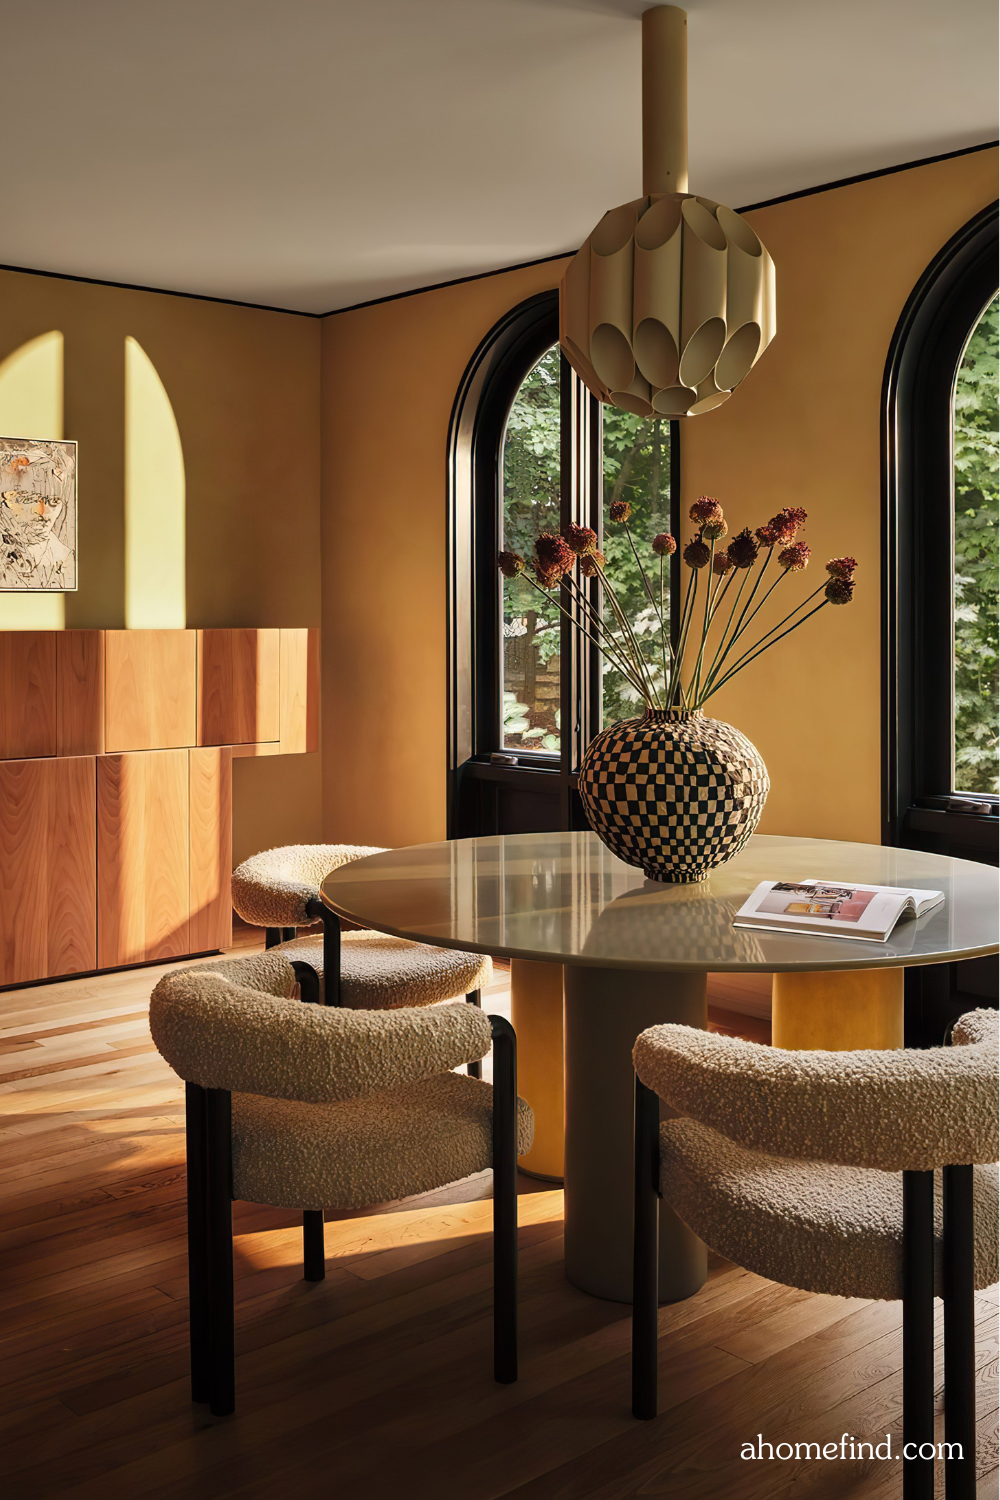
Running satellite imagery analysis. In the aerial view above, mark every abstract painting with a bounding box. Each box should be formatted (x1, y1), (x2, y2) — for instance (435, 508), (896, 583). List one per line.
(0, 436), (77, 591)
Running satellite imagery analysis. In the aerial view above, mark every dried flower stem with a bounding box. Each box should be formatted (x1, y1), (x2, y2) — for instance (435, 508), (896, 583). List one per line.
(668, 567), (700, 710)
(711, 600), (828, 694)
(706, 583), (827, 692)
(562, 572), (650, 695)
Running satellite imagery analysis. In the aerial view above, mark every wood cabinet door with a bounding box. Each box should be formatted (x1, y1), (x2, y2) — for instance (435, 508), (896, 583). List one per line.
(197, 629), (279, 746)
(0, 756), (96, 985)
(189, 747), (232, 952)
(0, 633), (57, 760)
(97, 750), (190, 967)
(105, 631), (197, 752)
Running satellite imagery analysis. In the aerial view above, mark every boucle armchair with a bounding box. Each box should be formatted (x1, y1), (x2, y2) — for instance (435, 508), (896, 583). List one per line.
(231, 843), (492, 1074)
(150, 952), (533, 1416)
(631, 1011), (999, 1498)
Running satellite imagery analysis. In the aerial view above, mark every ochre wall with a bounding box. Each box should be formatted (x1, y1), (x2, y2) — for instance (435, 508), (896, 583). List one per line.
(320, 148), (997, 849)
(0, 270), (323, 863)
(320, 260), (568, 847)
(685, 147), (997, 843)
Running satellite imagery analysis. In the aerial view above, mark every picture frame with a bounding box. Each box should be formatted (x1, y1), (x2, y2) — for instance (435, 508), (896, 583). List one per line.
(0, 435), (77, 592)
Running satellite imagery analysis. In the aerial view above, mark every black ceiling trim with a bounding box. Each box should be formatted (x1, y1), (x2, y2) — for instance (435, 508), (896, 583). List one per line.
(0, 260), (321, 319)
(736, 140), (998, 215)
(0, 141), (994, 322)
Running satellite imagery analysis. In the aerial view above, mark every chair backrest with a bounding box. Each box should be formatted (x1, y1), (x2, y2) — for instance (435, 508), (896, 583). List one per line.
(150, 953), (492, 1103)
(633, 1008), (999, 1171)
(231, 843), (386, 926)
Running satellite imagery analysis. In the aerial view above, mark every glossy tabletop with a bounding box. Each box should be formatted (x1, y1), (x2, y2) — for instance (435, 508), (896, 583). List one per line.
(321, 832), (999, 973)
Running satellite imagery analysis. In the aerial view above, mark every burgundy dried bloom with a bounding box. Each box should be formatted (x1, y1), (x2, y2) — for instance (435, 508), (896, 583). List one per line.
(767, 506), (808, 544)
(689, 496), (723, 525)
(497, 551), (524, 579)
(702, 514), (728, 541)
(683, 537), (711, 570)
(562, 522), (598, 556)
(609, 499), (632, 523)
(728, 528), (759, 569)
(826, 556), (857, 580)
(578, 549), (607, 578)
(533, 561), (565, 590)
(712, 549), (733, 575)
(755, 522), (779, 548)
(534, 532), (573, 575)
(651, 532), (676, 556)
(778, 542), (811, 572)
(824, 576), (855, 605)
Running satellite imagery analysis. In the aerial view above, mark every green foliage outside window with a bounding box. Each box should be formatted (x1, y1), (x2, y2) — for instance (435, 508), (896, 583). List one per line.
(500, 346), (675, 745)
(953, 295), (999, 793)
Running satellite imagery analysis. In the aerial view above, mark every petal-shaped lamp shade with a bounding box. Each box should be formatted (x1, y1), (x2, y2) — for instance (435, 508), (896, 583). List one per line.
(560, 191), (775, 417)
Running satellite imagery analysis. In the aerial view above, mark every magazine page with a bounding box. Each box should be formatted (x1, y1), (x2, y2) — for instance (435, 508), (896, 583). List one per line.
(735, 880), (907, 935)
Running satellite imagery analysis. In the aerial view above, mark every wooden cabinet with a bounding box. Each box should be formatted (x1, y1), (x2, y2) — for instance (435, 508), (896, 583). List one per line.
(0, 756), (96, 985)
(0, 633), (56, 759)
(197, 629), (279, 746)
(0, 627), (316, 985)
(105, 630), (197, 752)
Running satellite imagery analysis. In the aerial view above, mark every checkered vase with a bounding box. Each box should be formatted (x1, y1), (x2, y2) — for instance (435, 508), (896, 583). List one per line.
(578, 709), (769, 883)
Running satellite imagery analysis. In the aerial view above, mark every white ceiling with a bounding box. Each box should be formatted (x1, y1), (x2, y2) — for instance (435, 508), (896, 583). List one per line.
(3, 0), (996, 314)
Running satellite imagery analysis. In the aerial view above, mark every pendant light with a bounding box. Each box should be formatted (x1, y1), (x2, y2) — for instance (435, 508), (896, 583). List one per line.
(560, 5), (775, 417)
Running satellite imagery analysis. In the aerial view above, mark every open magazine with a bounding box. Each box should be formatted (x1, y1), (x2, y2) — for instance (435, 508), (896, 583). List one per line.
(733, 879), (945, 943)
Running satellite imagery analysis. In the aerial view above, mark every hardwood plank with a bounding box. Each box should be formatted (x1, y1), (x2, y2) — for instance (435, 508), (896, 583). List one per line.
(56, 631), (105, 756)
(196, 630), (279, 748)
(0, 756), (96, 985)
(97, 751), (189, 967)
(278, 627), (319, 754)
(0, 631), (56, 759)
(188, 747), (232, 951)
(104, 632), (196, 753)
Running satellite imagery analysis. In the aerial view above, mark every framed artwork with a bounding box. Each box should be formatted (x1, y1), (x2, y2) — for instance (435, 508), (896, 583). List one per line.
(0, 436), (77, 592)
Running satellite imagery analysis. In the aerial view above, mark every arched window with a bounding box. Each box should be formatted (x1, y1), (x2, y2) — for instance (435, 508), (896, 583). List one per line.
(448, 292), (678, 837)
(884, 202), (998, 861)
(883, 202), (998, 1040)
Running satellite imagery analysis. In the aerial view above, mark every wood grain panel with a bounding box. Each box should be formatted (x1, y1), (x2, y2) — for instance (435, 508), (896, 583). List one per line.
(97, 750), (189, 967)
(279, 627), (319, 754)
(104, 631), (197, 752)
(56, 631), (105, 756)
(0, 756), (96, 985)
(189, 747), (232, 952)
(197, 629), (279, 746)
(0, 633), (56, 759)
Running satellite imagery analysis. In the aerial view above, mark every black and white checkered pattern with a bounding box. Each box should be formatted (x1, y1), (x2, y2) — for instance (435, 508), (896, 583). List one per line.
(578, 710), (770, 883)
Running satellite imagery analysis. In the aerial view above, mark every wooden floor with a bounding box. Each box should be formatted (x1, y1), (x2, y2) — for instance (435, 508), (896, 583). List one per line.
(0, 947), (996, 1500)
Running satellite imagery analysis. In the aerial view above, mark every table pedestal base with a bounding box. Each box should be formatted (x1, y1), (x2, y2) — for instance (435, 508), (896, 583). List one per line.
(510, 958), (565, 1181)
(563, 965), (708, 1304)
(772, 967), (904, 1050)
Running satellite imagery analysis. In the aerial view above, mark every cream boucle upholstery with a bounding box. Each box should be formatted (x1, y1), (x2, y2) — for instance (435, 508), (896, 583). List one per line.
(150, 960), (493, 1102)
(280, 930), (492, 1009)
(231, 843), (386, 928)
(633, 1008), (999, 1171)
(659, 1117), (999, 1301)
(233, 1074), (534, 1210)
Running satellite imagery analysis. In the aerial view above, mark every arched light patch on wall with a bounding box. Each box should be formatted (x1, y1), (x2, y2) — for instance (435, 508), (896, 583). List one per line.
(0, 330), (66, 628)
(125, 336), (185, 629)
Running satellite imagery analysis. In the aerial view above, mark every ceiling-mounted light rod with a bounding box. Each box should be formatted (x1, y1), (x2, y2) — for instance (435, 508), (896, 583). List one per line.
(642, 5), (689, 197)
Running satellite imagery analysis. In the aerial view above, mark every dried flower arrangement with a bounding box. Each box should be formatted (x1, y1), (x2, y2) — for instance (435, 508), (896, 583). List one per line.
(499, 497), (856, 713)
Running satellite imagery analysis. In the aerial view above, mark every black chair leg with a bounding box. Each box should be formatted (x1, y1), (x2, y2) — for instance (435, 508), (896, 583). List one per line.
(903, 1169), (936, 1500)
(490, 1015), (518, 1383)
(944, 1163), (976, 1499)
(632, 1075), (660, 1420)
(185, 1082), (210, 1404)
(206, 1088), (235, 1417)
(292, 960), (321, 1007)
(303, 1209), (326, 1282)
(467, 990), (482, 1078)
(265, 927), (281, 950)
(281, 926), (297, 943)
(323, 908), (342, 1007)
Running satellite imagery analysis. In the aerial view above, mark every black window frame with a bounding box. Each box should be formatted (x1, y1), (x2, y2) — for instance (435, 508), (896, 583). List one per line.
(447, 290), (680, 837)
(882, 200), (999, 865)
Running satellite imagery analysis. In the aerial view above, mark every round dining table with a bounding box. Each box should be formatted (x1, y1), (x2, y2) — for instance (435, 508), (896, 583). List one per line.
(321, 831), (999, 1304)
